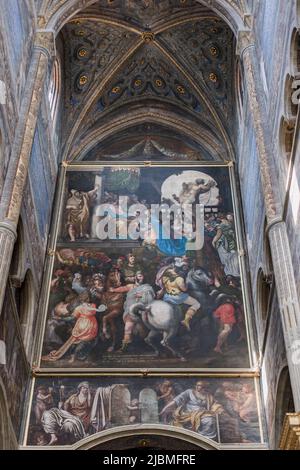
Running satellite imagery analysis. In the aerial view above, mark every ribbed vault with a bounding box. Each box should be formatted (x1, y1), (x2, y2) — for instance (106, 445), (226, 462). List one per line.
(38, 0), (243, 161)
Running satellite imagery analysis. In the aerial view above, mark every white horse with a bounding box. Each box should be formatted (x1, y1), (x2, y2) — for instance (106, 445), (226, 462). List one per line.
(129, 301), (186, 361)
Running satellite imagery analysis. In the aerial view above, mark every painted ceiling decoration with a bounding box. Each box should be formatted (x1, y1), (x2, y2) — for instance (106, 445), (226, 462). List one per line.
(81, 123), (217, 162)
(62, 21), (138, 108)
(158, 18), (233, 117)
(95, 46), (203, 114)
(58, 0), (236, 162)
(82, 136), (211, 161)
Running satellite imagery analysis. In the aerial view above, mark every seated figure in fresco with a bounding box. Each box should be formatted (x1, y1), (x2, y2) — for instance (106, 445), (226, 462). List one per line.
(160, 380), (224, 440)
(35, 382), (95, 445)
(41, 407), (86, 445)
(65, 185), (99, 242)
(64, 381), (92, 433)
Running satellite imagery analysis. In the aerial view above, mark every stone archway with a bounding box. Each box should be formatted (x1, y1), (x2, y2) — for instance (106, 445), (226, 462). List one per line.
(85, 434), (202, 451)
(72, 425), (219, 451)
(275, 366), (295, 448)
(39, 0), (247, 35)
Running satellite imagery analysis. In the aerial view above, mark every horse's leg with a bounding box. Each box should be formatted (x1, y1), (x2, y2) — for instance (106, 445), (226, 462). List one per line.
(104, 308), (121, 352)
(144, 329), (161, 356)
(161, 328), (186, 361)
(102, 313), (111, 339)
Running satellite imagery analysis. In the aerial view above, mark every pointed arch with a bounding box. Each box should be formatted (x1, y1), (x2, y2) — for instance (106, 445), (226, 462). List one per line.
(67, 105), (228, 162)
(275, 366), (295, 448)
(72, 424), (220, 450)
(59, 16), (234, 160)
(40, 1), (248, 35)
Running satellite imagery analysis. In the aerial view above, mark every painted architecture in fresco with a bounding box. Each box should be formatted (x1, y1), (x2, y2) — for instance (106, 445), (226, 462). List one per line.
(26, 377), (261, 446)
(39, 165), (250, 369)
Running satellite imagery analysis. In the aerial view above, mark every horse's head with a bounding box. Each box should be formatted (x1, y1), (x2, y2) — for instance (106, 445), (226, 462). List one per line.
(106, 269), (121, 288)
(190, 267), (214, 287)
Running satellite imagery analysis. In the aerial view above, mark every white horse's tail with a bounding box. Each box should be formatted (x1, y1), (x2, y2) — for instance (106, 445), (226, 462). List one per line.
(129, 302), (151, 316)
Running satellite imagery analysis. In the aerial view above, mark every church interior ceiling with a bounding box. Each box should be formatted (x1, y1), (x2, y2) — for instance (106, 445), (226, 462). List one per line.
(60, 0), (235, 161)
(20, 0), (268, 450)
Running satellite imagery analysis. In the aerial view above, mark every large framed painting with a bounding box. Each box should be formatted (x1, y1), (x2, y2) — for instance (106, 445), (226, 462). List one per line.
(37, 163), (254, 370)
(24, 376), (263, 447)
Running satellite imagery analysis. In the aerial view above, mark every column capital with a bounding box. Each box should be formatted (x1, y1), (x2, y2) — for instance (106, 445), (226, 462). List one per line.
(34, 30), (56, 60)
(280, 413), (300, 450)
(0, 221), (17, 240)
(236, 29), (255, 57)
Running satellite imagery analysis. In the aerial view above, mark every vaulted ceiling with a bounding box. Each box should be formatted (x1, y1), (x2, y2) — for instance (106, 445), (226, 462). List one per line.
(56, 0), (237, 161)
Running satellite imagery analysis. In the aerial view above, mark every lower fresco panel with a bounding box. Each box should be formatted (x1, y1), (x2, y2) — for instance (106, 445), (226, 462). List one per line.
(26, 377), (262, 446)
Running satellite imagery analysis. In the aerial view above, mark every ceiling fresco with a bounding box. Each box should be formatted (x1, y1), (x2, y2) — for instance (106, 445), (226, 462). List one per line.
(62, 21), (138, 109)
(95, 46), (204, 114)
(58, 0), (236, 161)
(158, 19), (233, 117)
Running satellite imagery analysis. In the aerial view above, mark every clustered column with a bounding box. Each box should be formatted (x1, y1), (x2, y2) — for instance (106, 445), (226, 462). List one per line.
(0, 31), (56, 315)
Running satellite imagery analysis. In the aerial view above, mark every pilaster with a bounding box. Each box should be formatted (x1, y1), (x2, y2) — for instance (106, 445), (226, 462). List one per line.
(0, 30), (55, 315)
(238, 31), (300, 410)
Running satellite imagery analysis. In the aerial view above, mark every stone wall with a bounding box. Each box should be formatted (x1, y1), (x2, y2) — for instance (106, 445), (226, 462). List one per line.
(0, 0), (60, 447)
(236, 0), (299, 448)
(0, 0), (299, 450)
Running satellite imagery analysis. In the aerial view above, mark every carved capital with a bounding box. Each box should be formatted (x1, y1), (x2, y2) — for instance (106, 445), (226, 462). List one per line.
(35, 30), (56, 59)
(236, 30), (255, 57)
(279, 413), (300, 450)
(0, 221), (17, 240)
(37, 15), (47, 28)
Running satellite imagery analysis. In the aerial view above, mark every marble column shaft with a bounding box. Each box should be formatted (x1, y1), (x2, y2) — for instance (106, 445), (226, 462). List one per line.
(241, 37), (300, 409)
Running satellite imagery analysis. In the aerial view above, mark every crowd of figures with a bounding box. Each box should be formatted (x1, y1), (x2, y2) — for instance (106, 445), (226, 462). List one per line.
(41, 168), (249, 368)
(28, 378), (261, 446)
(41, 229), (248, 368)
